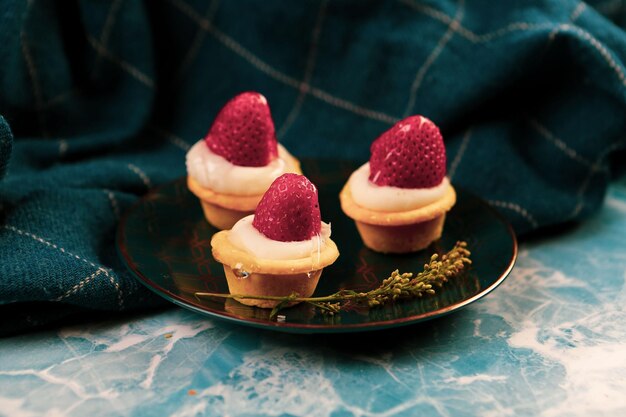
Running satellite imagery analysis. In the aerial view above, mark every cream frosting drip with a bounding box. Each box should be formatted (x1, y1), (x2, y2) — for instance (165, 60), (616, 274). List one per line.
(186, 140), (293, 196)
(348, 162), (449, 212)
(228, 215), (331, 260)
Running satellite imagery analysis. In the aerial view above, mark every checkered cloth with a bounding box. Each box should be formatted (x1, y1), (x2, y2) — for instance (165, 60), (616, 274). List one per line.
(1, 0), (625, 332)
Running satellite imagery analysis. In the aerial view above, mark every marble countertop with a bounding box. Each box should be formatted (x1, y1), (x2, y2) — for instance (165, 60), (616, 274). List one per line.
(1, 178), (625, 417)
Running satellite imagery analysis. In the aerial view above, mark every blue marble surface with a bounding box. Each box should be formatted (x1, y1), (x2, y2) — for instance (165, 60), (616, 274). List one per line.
(1, 178), (625, 417)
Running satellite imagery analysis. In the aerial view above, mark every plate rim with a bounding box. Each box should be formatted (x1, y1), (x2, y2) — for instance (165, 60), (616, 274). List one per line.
(116, 176), (518, 334)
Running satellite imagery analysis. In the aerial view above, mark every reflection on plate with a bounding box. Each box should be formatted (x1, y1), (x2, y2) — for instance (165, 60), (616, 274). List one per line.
(117, 159), (517, 334)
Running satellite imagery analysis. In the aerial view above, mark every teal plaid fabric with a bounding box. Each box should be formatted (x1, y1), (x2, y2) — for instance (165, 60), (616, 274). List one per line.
(1, 0), (625, 332)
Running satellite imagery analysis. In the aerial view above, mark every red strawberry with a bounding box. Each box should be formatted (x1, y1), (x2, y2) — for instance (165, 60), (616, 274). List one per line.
(369, 115), (446, 188)
(252, 173), (322, 242)
(205, 91), (278, 167)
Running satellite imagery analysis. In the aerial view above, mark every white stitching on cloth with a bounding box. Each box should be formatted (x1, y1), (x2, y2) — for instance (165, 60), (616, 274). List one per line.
(277, 0), (329, 138)
(399, 0), (532, 43)
(169, 0), (300, 87)
(307, 86), (399, 124)
(2, 225), (124, 308)
(42, 89), (76, 109)
(149, 125), (192, 151)
(20, 31), (48, 137)
(127, 163), (152, 188)
(448, 128), (472, 180)
(58, 139), (68, 157)
(549, 24), (626, 87)
(397, 3), (625, 89)
(53, 270), (102, 302)
(399, 0), (569, 45)
(93, 0), (124, 72)
(99, 0), (124, 46)
(570, 2), (587, 22)
(103, 189), (121, 219)
(570, 141), (624, 217)
(397, 0), (453, 26)
(461, 22), (554, 44)
(42, 0), (130, 105)
(175, 0), (221, 81)
(529, 118), (593, 168)
(488, 200), (539, 228)
(403, 0), (464, 117)
(547, 23), (564, 44)
(106, 274), (124, 309)
(87, 35), (155, 88)
(168, 0), (399, 125)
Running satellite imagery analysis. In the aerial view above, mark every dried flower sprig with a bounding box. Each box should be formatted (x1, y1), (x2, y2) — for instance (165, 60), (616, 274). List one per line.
(195, 241), (471, 320)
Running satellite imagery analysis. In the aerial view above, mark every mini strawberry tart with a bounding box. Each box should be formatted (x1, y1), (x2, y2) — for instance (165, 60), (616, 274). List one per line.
(340, 116), (456, 253)
(211, 173), (339, 308)
(186, 91), (301, 230)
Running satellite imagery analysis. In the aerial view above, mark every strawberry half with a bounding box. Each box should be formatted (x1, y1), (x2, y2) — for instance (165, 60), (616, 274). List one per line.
(252, 173), (322, 242)
(205, 91), (278, 167)
(369, 115), (446, 188)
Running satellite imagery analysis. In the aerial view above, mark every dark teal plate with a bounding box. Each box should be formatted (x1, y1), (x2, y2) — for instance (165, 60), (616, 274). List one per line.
(117, 159), (517, 333)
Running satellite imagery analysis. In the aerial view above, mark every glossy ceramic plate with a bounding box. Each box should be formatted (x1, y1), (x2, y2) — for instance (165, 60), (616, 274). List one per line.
(117, 159), (517, 333)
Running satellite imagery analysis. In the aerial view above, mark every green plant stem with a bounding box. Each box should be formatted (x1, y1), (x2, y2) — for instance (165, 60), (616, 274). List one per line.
(195, 241), (471, 319)
(194, 292), (354, 303)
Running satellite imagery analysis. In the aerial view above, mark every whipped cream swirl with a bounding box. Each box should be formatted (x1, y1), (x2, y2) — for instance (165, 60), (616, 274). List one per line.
(348, 162), (449, 212)
(228, 215), (331, 260)
(186, 140), (293, 196)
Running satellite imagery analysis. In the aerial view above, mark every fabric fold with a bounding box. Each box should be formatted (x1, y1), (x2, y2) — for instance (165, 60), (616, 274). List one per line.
(0, 0), (625, 332)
